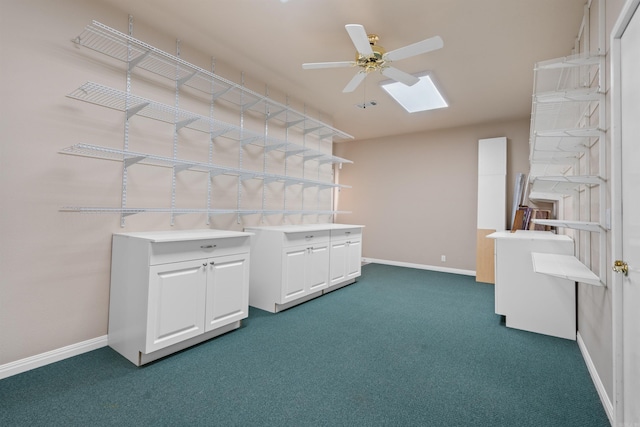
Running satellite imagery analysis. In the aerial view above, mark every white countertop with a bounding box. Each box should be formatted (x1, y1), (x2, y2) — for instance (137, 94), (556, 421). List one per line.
(244, 224), (364, 233)
(487, 230), (573, 242)
(114, 229), (253, 242)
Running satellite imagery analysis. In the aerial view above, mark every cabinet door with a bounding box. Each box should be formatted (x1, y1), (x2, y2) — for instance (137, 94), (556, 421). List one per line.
(330, 239), (348, 286)
(345, 238), (362, 280)
(146, 260), (207, 353)
(205, 253), (249, 332)
(307, 243), (329, 292)
(282, 245), (308, 303)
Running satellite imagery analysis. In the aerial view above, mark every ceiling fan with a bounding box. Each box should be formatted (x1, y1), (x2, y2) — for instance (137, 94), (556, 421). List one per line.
(302, 24), (443, 93)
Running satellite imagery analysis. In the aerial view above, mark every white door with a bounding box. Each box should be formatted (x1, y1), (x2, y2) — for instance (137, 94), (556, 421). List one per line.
(613, 1), (640, 424)
(204, 253), (249, 332)
(307, 243), (330, 292)
(329, 239), (348, 286)
(282, 245), (307, 302)
(346, 238), (362, 280)
(147, 260), (206, 353)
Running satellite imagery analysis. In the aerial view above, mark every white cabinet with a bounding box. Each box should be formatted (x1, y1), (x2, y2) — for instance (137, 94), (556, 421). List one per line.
(205, 253), (251, 331)
(329, 227), (363, 288)
(109, 229), (251, 366)
(476, 137), (507, 284)
(245, 224), (364, 313)
(283, 239), (330, 303)
(488, 230), (576, 340)
(146, 259), (207, 353)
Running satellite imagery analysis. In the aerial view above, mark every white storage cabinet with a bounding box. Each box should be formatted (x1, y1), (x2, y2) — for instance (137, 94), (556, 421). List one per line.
(245, 224), (364, 313)
(329, 227), (363, 288)
(109, 229), (251, 366)
(488, 230), (576, 340)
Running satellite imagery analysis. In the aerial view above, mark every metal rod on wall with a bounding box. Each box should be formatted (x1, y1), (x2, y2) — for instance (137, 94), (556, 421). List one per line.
(120, 14), (134, 227)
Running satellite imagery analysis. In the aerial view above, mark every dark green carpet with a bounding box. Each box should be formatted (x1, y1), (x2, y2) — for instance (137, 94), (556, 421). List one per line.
(0, 264), (609, 426)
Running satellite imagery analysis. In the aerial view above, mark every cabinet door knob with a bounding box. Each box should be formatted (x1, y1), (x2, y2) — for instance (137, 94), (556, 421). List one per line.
(200, 244), (216, 249)
(305, 235), (314, 239)
(210, 261), (215, 266)
(202, 263), (207, 267)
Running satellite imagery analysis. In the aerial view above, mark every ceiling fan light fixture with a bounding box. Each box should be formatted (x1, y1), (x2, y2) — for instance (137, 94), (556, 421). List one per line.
(302, 24), (444, 93)
(381, 73), (448, 113)
(355, 37), (386, 72)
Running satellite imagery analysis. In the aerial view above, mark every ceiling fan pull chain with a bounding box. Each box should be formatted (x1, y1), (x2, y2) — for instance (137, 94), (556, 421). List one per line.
(362, 77), (370, 108)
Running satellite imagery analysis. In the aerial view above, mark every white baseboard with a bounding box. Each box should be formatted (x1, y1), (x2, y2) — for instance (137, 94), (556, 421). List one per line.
(362, 257), (476, 277)
(0, 335), (108, 380)
(577, 332), (614, 426)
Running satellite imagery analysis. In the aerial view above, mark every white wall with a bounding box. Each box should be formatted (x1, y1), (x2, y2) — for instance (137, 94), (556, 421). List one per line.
(334, 119), (531, 272)
(573, 0), (627, 414)
(0, 0), (336, 366)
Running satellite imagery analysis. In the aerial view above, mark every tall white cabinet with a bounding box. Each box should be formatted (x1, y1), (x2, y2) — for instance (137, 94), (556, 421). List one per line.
(476, 137), (507, 284)
(109, 229), (251, 365)
(244, 224), (364, 313)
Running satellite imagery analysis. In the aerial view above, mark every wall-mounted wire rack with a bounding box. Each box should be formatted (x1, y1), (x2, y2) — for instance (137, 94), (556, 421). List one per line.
(64, 18), (355, 225)
(66, 82), (354, 165)
(527, 51), (606, 286)
(73, 20), (353, 141)
(59, 143), (352, 190)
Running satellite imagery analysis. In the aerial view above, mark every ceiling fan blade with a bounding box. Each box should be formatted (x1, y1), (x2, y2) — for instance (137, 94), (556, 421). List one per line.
(345, 24), (373, 56)
(381, 67), (420, 86)
(302, 61), (355, 70)
(385, 36), (444, 62)
(343, 72), (368, 93)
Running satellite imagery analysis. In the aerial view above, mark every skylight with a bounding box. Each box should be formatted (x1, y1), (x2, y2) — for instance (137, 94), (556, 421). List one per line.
(380, 73), (448, 113)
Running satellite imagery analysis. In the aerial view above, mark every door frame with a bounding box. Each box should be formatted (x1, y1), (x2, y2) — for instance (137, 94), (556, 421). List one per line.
(610, 0), (640, 424)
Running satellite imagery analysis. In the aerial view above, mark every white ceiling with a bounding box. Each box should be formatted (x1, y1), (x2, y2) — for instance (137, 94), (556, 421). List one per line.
(98, 0), (587, 141)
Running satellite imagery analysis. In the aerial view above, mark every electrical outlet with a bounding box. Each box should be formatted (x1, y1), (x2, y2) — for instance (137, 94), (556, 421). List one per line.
(441, 255), (446, 262)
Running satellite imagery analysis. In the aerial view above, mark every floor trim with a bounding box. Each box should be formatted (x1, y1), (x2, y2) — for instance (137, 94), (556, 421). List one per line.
(0, 335), (108, 380)
(577, 331), (614, 426)
(362, 257), (476, 277)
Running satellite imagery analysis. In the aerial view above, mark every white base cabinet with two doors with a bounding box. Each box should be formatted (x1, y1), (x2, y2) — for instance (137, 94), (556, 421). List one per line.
(244, 224), (364, 313)
(108, 230), (252, 366)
